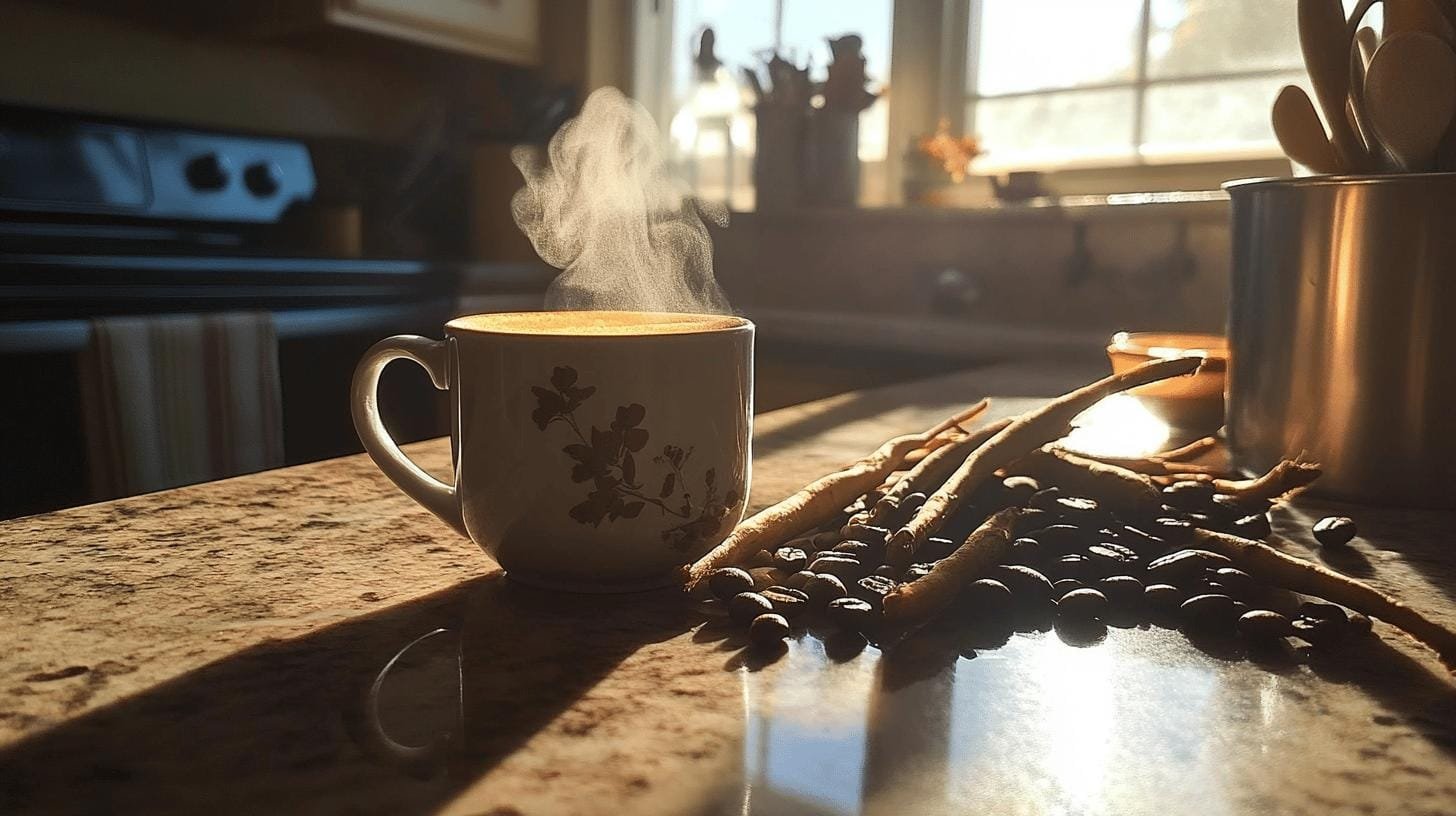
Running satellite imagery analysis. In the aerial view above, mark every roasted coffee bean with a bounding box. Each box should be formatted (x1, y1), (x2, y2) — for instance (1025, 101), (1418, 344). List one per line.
(904, 562), (936, 582)
(898, 492), (929, 515)
(1057, 588), (1108, 619)
(811, 531), (843, 550)
(1150, 516), (1196, 545)
(1048, 554), (1093, 581)
(749, 613), (791, 646)
(1026, 524), (1095, 555)
(1027, 487), (1065, 513)
(729, 592), (774, 625)
(1180, 593), (1240, 628)
(1051, 577), (1083, 595)
(992, 564), (1057, 601)
(1232, 513), (1273, 540)
(1298, 601), (1348, 625)
(803, 573), (848, 606)
(1051, 496), (1102, 523)
(773, 547), (810, 572)
(1146, 549), (1233, 584)
(826, 597), (876, 631)
(920, 536), (959, 561)
(748, 549), (776, 568)
(840, 523), (890, 543)
(1094, 540), (1141, 563)
(963, 578), (1014, 612)
(1238, 610), (1293, 640)
(1162, 480), (1215, 510)
(1085, 545), (1132, 576)
(1014, 508), (1053, 534)
(1291, 617), (1346, 646)
(1184, 512), (1214, 528)
(854, 574), (899, 609)
(1113, 524), (1167, 555)
(832, 541), (875, 561)
(1008, 537), (1043, 565)
(762, 586), (809, 618)
(1211, 568), (1255, 597)
(1097, 575), (1144, 605)
(783, 570), (815, 590)
(808, 554), (866, 582)
(1348, 612), (1373, 635)
(872, 564), (901, 580)
(1210, 493), (1266, 521)
(1144, 583), (1185, 611)
(708, 567), (754, 601)
(1002, 475), (1041, 505)
(1313, 516), (1358, 547)
(785, 536), (815, 551)
(748, 566), (788, 590)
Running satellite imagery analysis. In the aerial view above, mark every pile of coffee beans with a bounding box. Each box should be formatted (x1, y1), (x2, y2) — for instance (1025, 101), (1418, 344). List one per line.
(705, 477), (1372, 655)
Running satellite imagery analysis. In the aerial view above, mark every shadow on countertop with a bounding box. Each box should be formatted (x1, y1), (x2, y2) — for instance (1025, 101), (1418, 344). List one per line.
(0, 574), (697, 816)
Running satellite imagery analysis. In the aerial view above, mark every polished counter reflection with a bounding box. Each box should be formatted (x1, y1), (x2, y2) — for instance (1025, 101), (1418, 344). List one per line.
(4, 561), (1455, 816)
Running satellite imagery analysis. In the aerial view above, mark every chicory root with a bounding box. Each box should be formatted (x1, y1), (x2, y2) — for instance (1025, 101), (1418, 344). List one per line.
(886, 357), (1202, 567)
(1011, 445), (1162, 518)
(864, 418), (1014, 526)
(684, 400), (989, 591)
(1195, 529), (1456, 668)
(882, 508), (1022, 629)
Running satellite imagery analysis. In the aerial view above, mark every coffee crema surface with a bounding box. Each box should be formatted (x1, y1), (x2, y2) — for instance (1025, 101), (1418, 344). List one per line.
(446, 311), (749, 337)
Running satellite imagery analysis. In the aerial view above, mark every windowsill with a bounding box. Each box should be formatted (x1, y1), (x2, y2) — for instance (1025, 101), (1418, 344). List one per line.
(728, 189), (1231, 224)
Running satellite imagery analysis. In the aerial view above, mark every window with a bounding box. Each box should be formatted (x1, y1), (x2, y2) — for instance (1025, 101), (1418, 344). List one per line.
(965, 0), (1310, 170)
(644, 0), (893, 208)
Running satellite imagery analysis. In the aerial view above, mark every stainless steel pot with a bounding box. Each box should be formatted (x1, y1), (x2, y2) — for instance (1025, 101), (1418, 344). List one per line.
(1225, 174), (1456, 509)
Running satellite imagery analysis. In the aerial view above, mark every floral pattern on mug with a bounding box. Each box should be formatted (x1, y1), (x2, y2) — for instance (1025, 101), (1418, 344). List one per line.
(531, 366), (739, 550)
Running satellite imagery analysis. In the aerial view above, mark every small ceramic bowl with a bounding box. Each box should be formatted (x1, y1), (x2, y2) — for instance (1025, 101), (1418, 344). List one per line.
(1107, 331), (1228, 431)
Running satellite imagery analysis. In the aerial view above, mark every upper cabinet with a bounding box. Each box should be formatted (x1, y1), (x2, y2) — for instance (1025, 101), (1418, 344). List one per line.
(323, 0), (538, 65)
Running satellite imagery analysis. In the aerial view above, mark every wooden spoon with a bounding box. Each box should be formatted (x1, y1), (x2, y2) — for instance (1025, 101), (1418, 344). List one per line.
(1298, 0), (1369, 170)
(1365, 30), (1456, 170)
(1273, 85), (1344, 173)
(1383, 0), (1456, 40)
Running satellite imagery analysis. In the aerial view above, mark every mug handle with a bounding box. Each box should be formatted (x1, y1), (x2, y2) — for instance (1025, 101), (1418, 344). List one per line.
(350, 335), (467, 536)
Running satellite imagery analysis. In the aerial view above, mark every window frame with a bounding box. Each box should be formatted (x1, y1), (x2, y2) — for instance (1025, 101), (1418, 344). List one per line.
(957, 0), (1303, 172)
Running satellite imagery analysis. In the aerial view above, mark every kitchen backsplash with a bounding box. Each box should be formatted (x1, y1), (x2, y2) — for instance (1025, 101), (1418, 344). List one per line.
(714, 197), (1232, 335)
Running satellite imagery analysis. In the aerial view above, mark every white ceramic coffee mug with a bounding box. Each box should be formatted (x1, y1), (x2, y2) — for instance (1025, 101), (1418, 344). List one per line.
(351, 311), (754, 592)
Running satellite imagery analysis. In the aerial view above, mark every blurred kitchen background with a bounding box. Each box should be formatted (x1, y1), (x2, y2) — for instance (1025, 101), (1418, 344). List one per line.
(0, 0), (1335, 518)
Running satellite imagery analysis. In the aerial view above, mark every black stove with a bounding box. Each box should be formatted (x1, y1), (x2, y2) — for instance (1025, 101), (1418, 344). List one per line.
(0, 106), (544, 518)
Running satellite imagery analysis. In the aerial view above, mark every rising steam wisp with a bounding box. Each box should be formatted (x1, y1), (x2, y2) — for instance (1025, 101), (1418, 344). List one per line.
(511, 87), (731, 314)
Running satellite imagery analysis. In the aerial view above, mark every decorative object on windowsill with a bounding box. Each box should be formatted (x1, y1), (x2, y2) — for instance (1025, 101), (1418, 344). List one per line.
(747, 35), (879, 210)
(745, 52), (811, 212)
(804, 35), (880, 207)
(989, 171), (1047, 203)
(1279, 0), (1456, 174)
(671, 28), (750, 208)
(902, 118), (985, 206)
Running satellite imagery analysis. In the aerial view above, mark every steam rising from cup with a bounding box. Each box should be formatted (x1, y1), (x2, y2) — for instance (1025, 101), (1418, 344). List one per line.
(511, 88), (732, 315)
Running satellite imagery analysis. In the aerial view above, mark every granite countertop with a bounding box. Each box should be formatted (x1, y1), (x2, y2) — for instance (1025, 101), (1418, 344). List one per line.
(2, 371), (1455, 815)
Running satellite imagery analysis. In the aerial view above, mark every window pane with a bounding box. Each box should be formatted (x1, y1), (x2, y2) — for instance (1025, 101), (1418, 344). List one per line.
(1148, 0), (1302, 78)
(970, 88), (1137, 167)
(973, 0), (1144, 96)
(1141, 73), (1305, 158)
(670, 0), (778, 102)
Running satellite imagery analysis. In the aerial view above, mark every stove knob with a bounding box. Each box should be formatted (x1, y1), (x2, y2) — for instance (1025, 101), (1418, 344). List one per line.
(184, 152), (230, 191)
(244, 161), (282, 197)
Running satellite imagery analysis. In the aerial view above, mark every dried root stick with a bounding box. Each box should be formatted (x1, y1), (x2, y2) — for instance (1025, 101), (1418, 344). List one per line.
(862, 417), (1014, 526)
(882, 508), (1022, 629)
(886, 357), (1202, 567)
(684, 400), (989, 591)
(1011, 445), (1162, 518)
(1156, 436), (1219, 462)
(1205, 460), (1322, 503)
(1195, 529), (1456, 668)
(1074, 453), (1228, 478)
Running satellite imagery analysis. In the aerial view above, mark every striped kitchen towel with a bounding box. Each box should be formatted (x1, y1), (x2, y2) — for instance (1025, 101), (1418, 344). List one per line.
(78, 312), (285, 500)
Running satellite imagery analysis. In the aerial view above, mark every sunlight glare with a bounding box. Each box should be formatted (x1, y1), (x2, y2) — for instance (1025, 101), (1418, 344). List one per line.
(1060, 394), (1171, 458)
